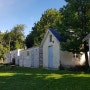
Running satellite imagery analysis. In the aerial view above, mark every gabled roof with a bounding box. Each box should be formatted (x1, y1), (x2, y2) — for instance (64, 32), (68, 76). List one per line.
(41, 28), (66, 46)
(49, 28), (66, 42)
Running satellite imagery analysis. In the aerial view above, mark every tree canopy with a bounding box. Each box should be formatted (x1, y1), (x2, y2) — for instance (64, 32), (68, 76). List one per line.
(9, 24), (25, 50)
(58, 0), (90, 68)
(0, 24), (25, 60)
(25, 9), (62, 48)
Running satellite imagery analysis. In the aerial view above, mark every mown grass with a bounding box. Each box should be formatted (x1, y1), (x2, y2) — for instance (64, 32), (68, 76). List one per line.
(0, 66), (90, 90)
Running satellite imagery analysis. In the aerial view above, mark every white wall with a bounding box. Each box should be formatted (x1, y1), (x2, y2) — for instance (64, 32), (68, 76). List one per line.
(11, 49), (22, 65)
(33, 47), (39, 67)
(60, 51), (88, 68)
(19, 51), (24, 66)
(61, 51), (79, 67)
(19, 46), (40, 68)
(6, 49), (22, 65)
(19, 49), (31, 67)
(43, 31), (60, 69)
(6, 52), (11, 63)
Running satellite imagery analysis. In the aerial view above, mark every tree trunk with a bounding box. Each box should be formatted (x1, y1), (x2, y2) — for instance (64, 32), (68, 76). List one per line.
(84, 41), (89, 70)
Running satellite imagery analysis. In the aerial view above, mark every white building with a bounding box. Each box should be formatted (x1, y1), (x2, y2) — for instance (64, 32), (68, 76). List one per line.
(6, 49), (22, 65)
(41, 28), (86, 69)
(6, 28), (87, 70)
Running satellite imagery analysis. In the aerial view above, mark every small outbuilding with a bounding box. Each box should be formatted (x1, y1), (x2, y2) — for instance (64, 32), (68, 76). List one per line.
(41, 28), (86, 69)
(6, 49), (22, 65)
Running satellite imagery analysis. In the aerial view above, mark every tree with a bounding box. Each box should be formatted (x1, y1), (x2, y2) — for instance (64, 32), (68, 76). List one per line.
(9, 24), (25, 50)
(0, 31), (9, 60)
(59, 0), (90, 69)
(25, 32), (34, 48)
(25, 9), (62, 48)
(0, 25), (25, 61)
(3, 31), (10, 50)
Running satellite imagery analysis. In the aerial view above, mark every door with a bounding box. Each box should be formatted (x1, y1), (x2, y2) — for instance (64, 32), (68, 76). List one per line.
(48, 46), (53, 68)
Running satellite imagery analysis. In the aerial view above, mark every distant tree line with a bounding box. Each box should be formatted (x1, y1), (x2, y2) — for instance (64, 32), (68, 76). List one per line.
(0, 24), (25, 60)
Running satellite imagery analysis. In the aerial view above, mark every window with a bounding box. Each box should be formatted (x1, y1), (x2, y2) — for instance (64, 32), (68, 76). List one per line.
(50, 35), (52, 42)
(27, 51), (29, 56)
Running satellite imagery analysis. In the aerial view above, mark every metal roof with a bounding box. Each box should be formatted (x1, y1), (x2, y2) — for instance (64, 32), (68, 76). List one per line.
(49, 28), (66, 42)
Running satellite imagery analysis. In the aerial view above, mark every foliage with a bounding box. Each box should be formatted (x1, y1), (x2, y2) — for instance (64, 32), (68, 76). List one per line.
(0, 32), (8, 60)
(0, 24), (25, 60)
(58, 0), (90, 53)
(58, 0), (90, 68)
(25, 9), (62, 48)
(9, 24), (25, 50)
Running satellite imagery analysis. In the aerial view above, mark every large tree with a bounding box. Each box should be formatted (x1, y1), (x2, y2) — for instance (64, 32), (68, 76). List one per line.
(25, 9), (62, 48)
(59, 0), (90, 69)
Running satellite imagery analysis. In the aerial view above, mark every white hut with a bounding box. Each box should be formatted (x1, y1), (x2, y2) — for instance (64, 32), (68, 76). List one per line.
(6, 49), (22, 65)
(41, 28), (86, 69)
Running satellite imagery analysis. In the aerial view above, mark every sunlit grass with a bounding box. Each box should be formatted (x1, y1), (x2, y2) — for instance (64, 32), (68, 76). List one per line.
(45, 73), (62, 79)
(0, 73), (15, 77)
(0, 66), (90, 90)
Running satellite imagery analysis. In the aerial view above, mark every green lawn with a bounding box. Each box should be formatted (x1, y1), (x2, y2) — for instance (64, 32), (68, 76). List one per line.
(0, 66), (90, 90)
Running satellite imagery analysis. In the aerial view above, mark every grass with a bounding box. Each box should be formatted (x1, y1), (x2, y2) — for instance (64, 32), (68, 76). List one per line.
(0, 66), (90, 90)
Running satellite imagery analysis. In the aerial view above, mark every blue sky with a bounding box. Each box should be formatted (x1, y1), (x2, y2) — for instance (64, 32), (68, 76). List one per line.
(0, 0), (66, 36)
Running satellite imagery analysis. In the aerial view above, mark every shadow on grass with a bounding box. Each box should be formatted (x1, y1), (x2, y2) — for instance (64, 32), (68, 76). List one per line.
(0, 66), (90, 90)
